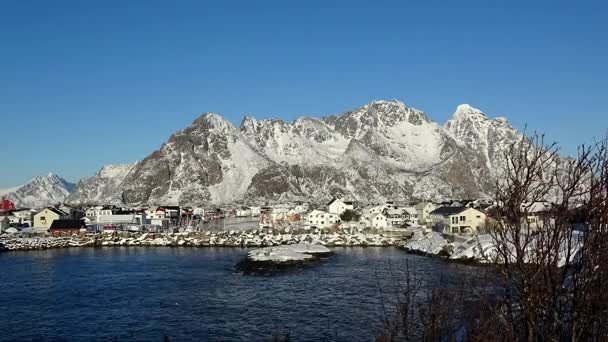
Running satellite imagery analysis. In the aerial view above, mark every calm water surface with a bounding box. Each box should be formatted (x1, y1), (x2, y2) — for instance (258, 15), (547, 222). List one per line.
(0, 247), (488, 341)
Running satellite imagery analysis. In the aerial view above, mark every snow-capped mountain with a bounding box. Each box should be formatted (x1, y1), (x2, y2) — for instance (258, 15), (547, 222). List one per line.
(0, 173), (75, 208)
(67, 100), (524, 206)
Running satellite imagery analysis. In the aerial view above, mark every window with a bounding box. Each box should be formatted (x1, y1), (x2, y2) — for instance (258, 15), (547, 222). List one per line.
(476, 216), (481, 219)
(460, 216), (466, 222)
(40, 216), (45, 221)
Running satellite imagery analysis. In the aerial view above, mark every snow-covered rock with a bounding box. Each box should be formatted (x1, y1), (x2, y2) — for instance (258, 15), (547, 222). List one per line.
(449, 234), (496, 262)
(403, 231), (449, 255)
(238, 243), (333, 274)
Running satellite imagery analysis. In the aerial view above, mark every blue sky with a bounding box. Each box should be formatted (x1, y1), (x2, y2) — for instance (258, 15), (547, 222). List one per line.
(1, 0), (607, 188)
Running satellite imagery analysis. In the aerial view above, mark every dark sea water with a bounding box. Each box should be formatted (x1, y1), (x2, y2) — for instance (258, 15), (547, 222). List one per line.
(0, 247), (488, 341)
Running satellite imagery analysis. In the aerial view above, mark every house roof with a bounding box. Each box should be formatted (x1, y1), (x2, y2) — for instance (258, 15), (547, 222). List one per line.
(45, 207), (68, 216)
(384, 208), (403, 216)
(327, 198), (353, 206)
(370, 212), (386, 220)
(429, 206), (467, 217)
(403, 207), (418, 215)
(523, 201), (553, 213)
(50, 219), (86, 230)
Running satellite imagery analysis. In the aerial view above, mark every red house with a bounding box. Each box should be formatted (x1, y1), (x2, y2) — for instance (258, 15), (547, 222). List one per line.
(0, 197), (15, 212)
(49, 219), (87, 234)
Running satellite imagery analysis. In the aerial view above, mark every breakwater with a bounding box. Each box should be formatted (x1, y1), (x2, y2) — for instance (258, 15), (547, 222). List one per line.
(0, 228), (404, 251)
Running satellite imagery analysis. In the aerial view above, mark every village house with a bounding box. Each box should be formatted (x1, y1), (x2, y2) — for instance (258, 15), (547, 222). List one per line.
(192, 207), (205, 217)
(236, 206), (252, 217)
(249, 206), (262, 217)
(7, 215), (21, 226)
(327, 198), (354, 216)
(85, 206), (116, 219)
(429, 206), (486, 235)
(522, 201), (554, 229)
(0, 197), (15, 215)
(145, 206), (178, 220)
(293, 203), (308, 215)
(306, 209), (340, 229)
(369, 212), (389, 229)
(49, 219), (87, 234)
(12, 209), (36, 227)
(96, 211), (147, 225)
(383, 208), (408, 227)
(34, 207), (69, 229)
(401, 206), (418, 226)
(414, 201), (437, 226)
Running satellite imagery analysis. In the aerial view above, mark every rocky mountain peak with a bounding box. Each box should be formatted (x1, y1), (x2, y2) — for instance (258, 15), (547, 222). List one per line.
(192, 112), (234, 131)
(68, 98), (532, 206)
(1, 173), (75, 208)
(452, 104), (488, 120)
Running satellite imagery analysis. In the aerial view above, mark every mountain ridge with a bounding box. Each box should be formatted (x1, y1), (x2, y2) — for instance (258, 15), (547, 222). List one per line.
(66, 99), (524, 206)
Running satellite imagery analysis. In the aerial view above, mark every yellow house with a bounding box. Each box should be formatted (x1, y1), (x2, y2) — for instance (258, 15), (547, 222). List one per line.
(34, 208), (69, 229)
(430, 206), (486, 234)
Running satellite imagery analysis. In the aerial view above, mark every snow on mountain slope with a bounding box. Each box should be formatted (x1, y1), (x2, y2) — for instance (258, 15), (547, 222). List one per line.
(114, 113), (273, 206)
(69, 99), (527, 206)
(67, 164), (136, 205)
(240, 116), (349, 165)
(1, 173), (74, 208)
(323, 100), (444, 170)
(444, 104), (520, 180)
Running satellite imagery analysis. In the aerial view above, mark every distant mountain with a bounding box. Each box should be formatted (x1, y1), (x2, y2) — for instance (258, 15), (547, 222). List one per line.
(67, 100), (524, 206)
(0, 173), (75, 208)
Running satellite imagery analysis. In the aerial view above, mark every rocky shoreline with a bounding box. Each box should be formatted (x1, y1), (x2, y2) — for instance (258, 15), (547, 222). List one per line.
(0, 228), (404, 252)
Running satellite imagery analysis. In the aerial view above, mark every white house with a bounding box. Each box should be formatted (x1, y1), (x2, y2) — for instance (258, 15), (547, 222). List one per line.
(403, 206), (418, 225)
(236, 206), (252, 217)
(249, 206), (262, 217)
(96, 213), (146, 225)
(306, 209), (340, 228)
(7, 215), (20, 225)
(327, 198), (354, 215)
(192, 207), (205, 216)
(369, 212), (389, 229)
(149, 218), (170, 229)
(12, 209), (35, 227)
(384, 208), (406, 227)
(522, 201), (553, 229)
